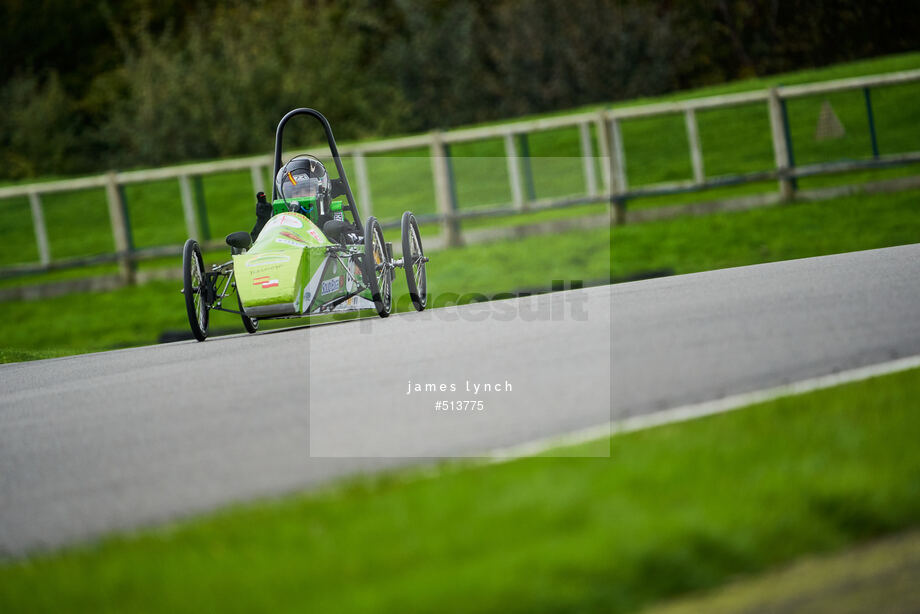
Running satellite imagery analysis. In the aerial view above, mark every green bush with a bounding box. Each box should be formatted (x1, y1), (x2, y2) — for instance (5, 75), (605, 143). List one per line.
(0, 72), (79, 178)
(1, 0), (918, 178)
(104, 2), (407, 168)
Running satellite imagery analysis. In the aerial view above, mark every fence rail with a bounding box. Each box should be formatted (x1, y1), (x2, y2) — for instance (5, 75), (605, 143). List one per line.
(2, 68), (920, 281)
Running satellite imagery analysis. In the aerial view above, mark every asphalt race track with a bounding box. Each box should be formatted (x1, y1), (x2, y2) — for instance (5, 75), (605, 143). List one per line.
(2, 244), (919, 555)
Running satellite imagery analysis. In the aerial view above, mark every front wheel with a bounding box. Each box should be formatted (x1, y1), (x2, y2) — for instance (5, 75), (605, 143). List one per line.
(363, 216), (391, 318)
(238, 291), (258, 334)
(182, 239), (209, 341)
(400, 211), (427, 311)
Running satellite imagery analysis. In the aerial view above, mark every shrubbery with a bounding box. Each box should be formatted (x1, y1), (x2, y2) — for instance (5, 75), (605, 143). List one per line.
(1, 0), (916, 179)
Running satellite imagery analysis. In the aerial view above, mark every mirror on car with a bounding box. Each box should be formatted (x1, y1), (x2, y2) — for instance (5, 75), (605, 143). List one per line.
(225, 231), (253, 252)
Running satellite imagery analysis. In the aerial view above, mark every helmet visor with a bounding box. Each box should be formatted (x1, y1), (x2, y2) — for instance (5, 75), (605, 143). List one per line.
(283, 173), (321, 199)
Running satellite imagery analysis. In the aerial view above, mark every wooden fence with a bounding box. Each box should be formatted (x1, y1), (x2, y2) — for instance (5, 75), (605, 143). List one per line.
(1, 68), (919, 282)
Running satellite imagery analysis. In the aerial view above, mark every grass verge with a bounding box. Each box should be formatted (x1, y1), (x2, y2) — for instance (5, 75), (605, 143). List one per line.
(2, 188), (919, 361)
(642, 530), (920, 614)
(3, 187), (919, 362)
(2, 365), (919, 612)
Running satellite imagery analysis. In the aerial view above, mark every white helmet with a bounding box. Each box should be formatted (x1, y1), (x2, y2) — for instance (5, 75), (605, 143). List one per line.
(275, 155), (330, 207)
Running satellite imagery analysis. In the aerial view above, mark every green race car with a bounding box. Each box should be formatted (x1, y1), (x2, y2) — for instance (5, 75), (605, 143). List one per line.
(181, 108), (428, 341)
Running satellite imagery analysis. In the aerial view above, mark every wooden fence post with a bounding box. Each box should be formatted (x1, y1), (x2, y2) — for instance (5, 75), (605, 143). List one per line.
(105, 171), (135, 284)
(250, 164), (266, 196)
(608, 118), (628, 194)
(353, 151), (373, 217)
(595, 111), (611, 191)
(179, 175), (200, 241)
(767, 87), (795, 201)
(516, 134), (537, 202)
(504, 133), (524, 210)
(28, 192), (51, 266)
(578, 122), (598, 197)
(430, 131), (463, 247)
(684, 108), (705, 185)
(192, 176), (211, 240)
(864, 87), (880, 159)
(607, 117), (629, 225)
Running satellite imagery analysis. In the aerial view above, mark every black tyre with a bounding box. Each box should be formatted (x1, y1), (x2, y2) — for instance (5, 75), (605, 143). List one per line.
(238, 290), (258, 334)
(182, 238), (209, 341)
(363, 216), (391, 317)
(400, 211), (427, 311)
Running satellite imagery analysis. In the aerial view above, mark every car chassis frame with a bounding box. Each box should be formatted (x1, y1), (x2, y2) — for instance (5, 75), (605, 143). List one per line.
(181, 108), (428, 341)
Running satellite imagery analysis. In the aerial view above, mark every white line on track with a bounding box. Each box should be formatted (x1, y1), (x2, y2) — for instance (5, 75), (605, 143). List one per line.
(488, 354), (920, 462)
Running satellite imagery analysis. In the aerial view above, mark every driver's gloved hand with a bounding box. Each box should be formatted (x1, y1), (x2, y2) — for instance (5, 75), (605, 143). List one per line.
(255, 192), (272, 219)
(251, 192), (273, 241)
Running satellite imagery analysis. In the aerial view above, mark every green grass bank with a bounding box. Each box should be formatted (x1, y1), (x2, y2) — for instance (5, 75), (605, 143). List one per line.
(2, 187), (919, 362)
(1, 365), (918, 612)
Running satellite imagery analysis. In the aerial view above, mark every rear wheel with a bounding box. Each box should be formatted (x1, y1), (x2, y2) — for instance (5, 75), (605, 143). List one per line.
(401, 211), (427, 311)
(238, 290), (258, 334)
(363, 216), (391, 318)
(400, 211), (428, 311)
(182, 239), (209, 341)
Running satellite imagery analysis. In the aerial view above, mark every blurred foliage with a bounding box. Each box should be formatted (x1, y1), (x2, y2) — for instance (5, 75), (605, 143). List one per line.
(1, 0), (918, 178)
(0, 71), (77, 177)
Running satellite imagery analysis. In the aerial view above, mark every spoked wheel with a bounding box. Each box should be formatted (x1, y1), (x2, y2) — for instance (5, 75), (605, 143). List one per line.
(363, 216), (391, 318)
(182, 238), (209, 341)
(238, 291), (258, 334)
(400, 211), (427, 311)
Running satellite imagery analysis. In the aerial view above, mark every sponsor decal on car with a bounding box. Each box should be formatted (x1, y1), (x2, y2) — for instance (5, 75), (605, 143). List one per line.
(253, 275), (280, 289)
(275, 237), (304, 248)
(321, 275), (345, 295)
(307, 228), (323, 242)
(264, 214), (304, 230)
(341, 295), (375, 309)
(346, 259), (360, 292)
(246, 253), (291, 267)
(280, 230), (307, 243)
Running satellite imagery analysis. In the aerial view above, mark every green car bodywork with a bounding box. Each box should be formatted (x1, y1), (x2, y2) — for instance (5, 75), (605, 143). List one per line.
(269, 196), (347, 220)
(233, 210), (375, 318)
